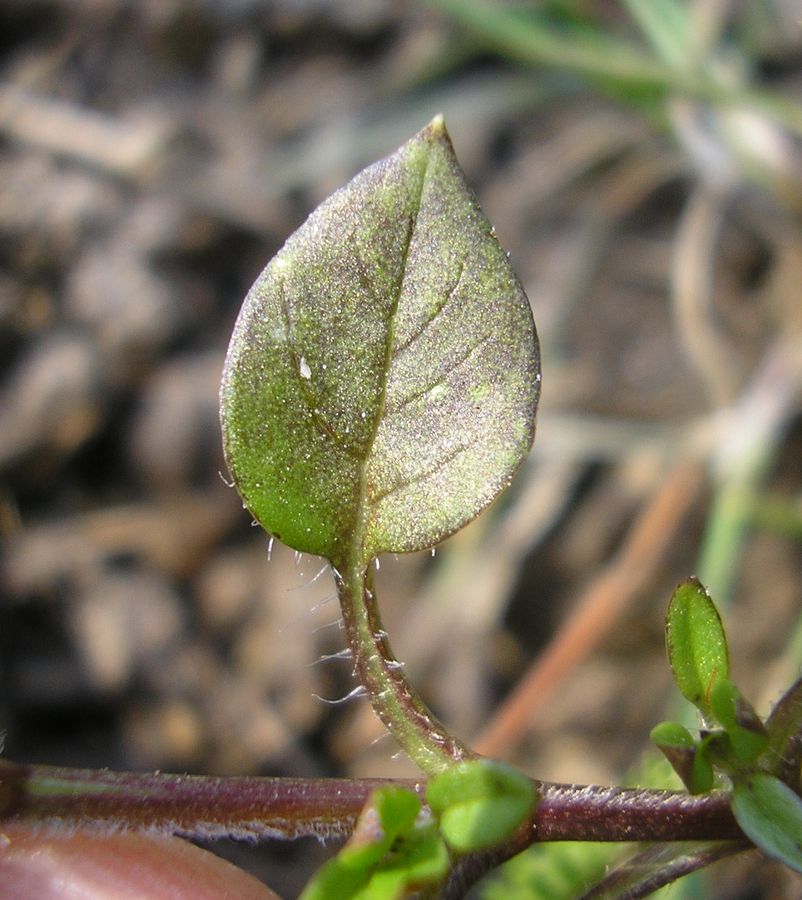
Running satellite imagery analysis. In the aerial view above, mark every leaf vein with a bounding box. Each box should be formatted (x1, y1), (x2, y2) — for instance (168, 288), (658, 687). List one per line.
(392, 257), (466, 357)
(384, 333), (491, 416)
(370, 440), (476, 505)
(278, 278), (358, 456)
(353, 149), (433, 560)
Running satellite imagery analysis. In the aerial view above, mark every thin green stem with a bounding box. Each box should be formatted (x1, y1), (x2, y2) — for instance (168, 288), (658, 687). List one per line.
(335, 561), (475, 775)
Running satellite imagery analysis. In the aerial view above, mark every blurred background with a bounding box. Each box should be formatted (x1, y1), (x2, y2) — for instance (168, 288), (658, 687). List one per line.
(2, 1), (802, 896)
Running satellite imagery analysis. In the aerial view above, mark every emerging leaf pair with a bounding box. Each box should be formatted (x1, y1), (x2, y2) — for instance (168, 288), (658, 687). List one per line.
(654, 577), (802, 873)
(301, 760), (536, 900)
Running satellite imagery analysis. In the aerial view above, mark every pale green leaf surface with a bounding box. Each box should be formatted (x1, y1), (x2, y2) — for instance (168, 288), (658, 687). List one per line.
(650, 721), (695, 750)
(650, 721), (711, 794)
(709, 679), (768, 763)
(732, 774), (802, 874)
(220, 116), (539, 565)
(427, 759), (536, 853)
(665, 577), (729, 717)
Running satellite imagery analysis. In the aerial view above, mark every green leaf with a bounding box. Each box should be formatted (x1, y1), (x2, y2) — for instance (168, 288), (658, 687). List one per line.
(426, 759), (537, 853)
(352, 826), (449, 899)
(220, 115), (540, 567)
(650, 720), (695, 750)
(690, 744), (716, 794)
(765, 675), (802, 787)
(301, 786), (448, 900)
(650, 721), (713, 793)
(709, 679), (768, 763)
(338, 786), (421, 871)
(731, 774), (802, 874)
(665, 577), (729, 718)
(300, 859), (368, 900)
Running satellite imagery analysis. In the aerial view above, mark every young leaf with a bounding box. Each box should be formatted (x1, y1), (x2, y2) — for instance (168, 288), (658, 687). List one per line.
(650, 720), (695, 753)
(650, 721), (713, 794)
(665, 577), (729, 719)
(689, 742), (715, 795)
(351, 827), (449, 900)
(426, 759), (537, 853)
(709, 679), (768, 763)
(765, 675), (802, 787)
(220, 116), (540, 568)
(731, 774), (802, 874)
(338, 786), (421, 871)
(300, 786), (448, 900)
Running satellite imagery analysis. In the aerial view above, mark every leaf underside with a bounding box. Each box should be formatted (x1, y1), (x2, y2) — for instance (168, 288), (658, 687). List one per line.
(221, 116), (540, 566)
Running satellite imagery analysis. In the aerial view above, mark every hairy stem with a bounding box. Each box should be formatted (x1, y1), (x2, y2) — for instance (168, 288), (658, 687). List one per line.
(535, 782), (741, 841)
(1, 759), (744, 847)
(0, 759), (416, 842)
(336, 562), (475, 774)
(445, 785), (747, 897)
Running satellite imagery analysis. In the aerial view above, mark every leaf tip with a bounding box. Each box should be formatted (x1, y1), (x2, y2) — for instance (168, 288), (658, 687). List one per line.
(425, 113), (447, 138)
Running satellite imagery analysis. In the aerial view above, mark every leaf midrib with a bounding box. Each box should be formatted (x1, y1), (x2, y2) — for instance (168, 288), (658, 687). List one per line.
(350, 145), (433, 566)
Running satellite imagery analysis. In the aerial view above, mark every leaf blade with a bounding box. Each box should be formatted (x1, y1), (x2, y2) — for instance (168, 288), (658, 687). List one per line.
(665, 577), (729, 718)
(220, 116), (540, 565)
(731, 774), (802, 874)
(426, 759), (537, 853)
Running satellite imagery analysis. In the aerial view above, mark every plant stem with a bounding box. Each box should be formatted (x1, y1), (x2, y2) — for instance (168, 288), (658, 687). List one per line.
(1, 759), (744, 845)
(0, 759), (414, 842)
(335, 562), (475, 774)
(535, 782), (741, 842)
(443, 784), (749, 899)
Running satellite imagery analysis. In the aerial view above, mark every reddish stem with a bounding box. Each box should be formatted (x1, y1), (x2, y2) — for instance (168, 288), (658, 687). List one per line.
(0, 759), (417, 843)
(1, 759), (741, 845)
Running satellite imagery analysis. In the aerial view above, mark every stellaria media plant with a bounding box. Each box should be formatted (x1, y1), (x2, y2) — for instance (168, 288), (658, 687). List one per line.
(3, 117), (802, 898)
